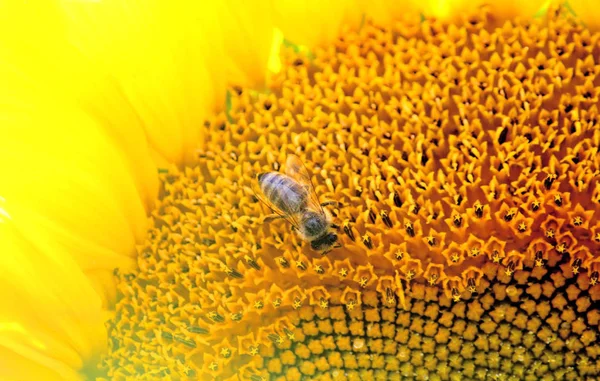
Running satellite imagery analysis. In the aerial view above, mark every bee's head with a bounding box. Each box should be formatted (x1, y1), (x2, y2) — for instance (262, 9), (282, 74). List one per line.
(311, 232), (338, 251)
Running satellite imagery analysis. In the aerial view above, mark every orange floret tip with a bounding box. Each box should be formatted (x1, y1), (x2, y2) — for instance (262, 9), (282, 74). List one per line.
(333, 258), (355, 280)
(340, 287), (362, 307)
(567, 204), (595, 230)
(442, 277), (465, 302)
(383, 242), (410, 264)
(238, 332), (263, 356)
(283, 286), (307, 309)
(443, 213), (471, 241)
(423, 263), (447, 287)
(462, 267), (485, 293)
(307, 286), (331, 307)
(399, 259), (424, 283)
(556, 231), (578, 255)
(444, 242), (466, 267)
(525, 238), (555, 267)
(353, 264), (377, 288)
(500, 252), (526, 279)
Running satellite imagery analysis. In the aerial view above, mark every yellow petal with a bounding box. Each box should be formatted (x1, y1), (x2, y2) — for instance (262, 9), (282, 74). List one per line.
(0, 205), (109, 380)
(421, 0), (460, 19)
(0, 45), (152, 378)
(57, 0), (217, 165)
(0, 0), (159, 210)
(568, 0), (600, 30)
(270, 0), (551, 49)
(420, 0), (550, 20)
(217, 0), (278, 89)
(62, 0), (276, 165)
(363, 0), (421, 26)
(271, 0), (363, 47)
(3, 0), (277, 167)
(0, 94), (149, 302)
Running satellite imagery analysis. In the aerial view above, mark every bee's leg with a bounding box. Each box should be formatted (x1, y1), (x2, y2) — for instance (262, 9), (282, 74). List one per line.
(321, 201), (341, 208)
(331, 223), (340, 230)
(321, 243), (342, 256)
(263, 214), (285, 223)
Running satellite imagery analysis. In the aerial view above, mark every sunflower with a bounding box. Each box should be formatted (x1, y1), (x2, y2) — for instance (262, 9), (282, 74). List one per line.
(2, 0), (600, 380)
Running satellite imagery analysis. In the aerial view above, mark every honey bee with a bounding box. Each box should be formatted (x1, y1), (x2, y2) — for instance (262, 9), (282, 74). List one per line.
(253, 154), (341, 254)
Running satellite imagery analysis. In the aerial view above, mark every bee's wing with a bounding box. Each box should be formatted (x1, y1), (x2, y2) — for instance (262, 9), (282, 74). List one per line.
(251, 175), (302, 231)
(285, 154), (326, 217)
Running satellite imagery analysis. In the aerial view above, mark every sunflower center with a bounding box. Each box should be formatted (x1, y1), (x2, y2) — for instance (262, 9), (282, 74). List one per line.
(102, 5), (600, 380)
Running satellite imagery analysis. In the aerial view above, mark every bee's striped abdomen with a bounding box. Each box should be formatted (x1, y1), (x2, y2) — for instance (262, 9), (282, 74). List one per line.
(258, 172), (307, 214)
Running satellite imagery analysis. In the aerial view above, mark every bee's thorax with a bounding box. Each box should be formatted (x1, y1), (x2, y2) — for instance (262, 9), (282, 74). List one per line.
(300, 210), (329, 239)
